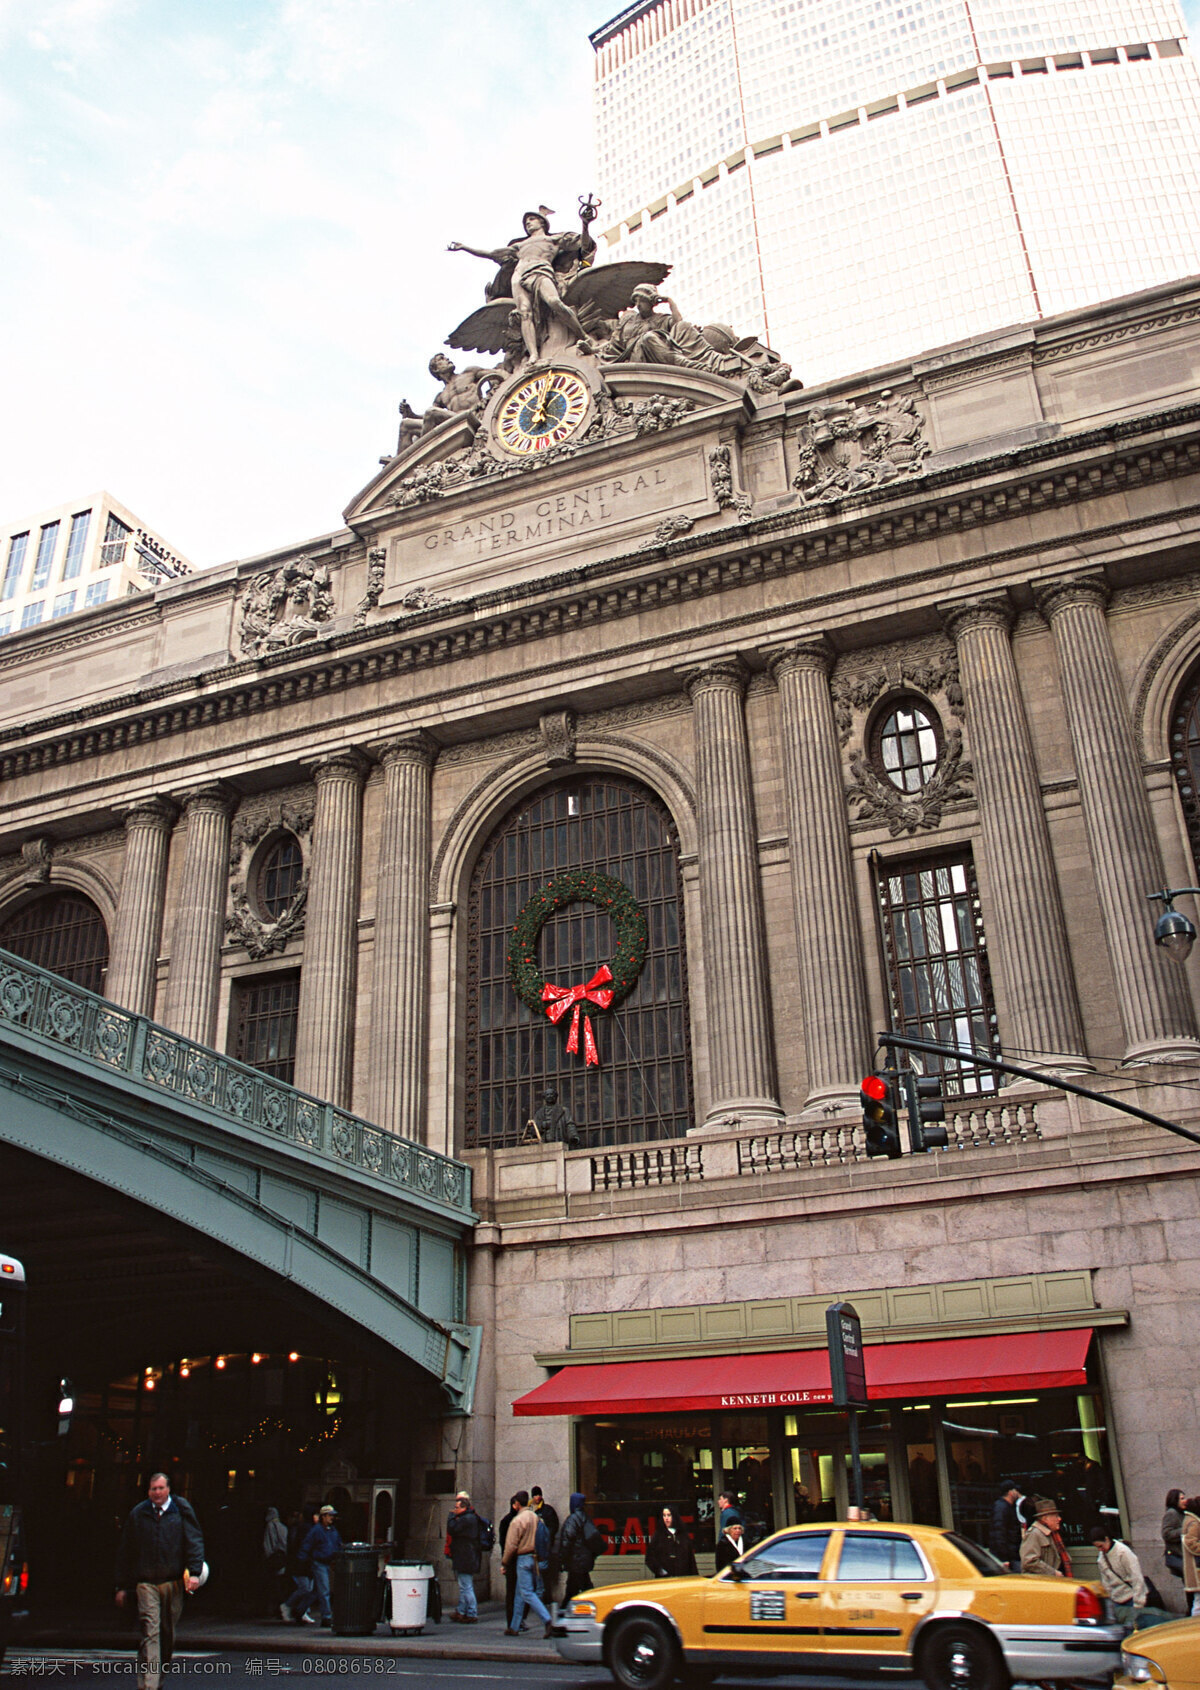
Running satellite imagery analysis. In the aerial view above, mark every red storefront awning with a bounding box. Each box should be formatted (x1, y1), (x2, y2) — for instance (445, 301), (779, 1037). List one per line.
(512, 1327), (1093, 1416)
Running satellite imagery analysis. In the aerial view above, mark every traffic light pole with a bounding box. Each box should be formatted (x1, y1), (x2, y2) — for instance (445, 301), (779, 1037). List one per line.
(877, 1031), (1200, 1149)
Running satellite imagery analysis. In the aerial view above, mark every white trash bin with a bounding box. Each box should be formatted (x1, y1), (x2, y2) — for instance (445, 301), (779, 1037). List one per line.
(385, 1561), (433, 1634)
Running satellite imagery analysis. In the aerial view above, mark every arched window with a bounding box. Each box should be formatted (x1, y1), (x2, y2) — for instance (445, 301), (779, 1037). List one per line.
(1170, 663), (1200, 877)
(872, 697), (941, 792)
(0, 889), (109, 993)
(255, 834), (304, 919)
(465, 776), (693, 1150)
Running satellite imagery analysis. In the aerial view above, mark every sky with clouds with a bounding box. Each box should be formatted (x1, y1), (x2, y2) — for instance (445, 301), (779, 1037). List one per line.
(2, 0), (1199, 568)
(0, 0), (605, 565)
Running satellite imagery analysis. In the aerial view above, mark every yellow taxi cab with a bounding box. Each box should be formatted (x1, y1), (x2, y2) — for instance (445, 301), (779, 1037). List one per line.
(1115, 1615), (1200, 1689)
(551, 1520), (1125, 1690)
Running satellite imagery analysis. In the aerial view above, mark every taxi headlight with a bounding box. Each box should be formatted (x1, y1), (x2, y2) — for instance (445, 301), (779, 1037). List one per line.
(569, 1599), (597, 1618)
(1120, 1650), (1166, 1683)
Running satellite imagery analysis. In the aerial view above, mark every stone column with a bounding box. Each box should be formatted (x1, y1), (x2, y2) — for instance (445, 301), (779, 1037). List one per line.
(106, 798), (176, 1018)
(767, 639), (872, 1110)
(163, 784), (234, 1047)
(939, 597), (1088, 1067)
(370, 733), (438, 1137)
(293, 751), (369, 1107)
(1035, 575), (1200, 1062)
(683, 658), (782, 1126)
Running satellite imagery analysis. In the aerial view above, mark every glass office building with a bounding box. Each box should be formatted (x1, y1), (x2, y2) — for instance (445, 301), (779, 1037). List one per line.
(592, 0), (1200, 382)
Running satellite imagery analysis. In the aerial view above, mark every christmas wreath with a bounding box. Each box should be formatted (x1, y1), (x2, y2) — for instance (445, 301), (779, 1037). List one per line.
(507, 870), (649, 1066)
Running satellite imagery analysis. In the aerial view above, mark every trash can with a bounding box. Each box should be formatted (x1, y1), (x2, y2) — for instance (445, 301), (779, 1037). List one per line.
(330, 1543), (383, 1637)
(384, 1561), (434, 1635)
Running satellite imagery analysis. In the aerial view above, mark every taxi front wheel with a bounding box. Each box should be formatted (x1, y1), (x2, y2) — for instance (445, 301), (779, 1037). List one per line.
(917, 1622), (1010, 1690)
(608, 1612), (680, 1690)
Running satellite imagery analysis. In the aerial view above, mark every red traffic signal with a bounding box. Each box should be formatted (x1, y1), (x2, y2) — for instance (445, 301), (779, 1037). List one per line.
(860, 1074), (888, 1103)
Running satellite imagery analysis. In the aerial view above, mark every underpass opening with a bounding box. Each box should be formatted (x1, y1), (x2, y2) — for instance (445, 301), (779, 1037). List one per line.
(0, 1144), (443, 1615)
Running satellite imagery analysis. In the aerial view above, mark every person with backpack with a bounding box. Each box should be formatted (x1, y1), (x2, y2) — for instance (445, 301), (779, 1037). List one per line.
(556, 1492), (607, 1604)
(1090, 1526), (1175, 1630)
(445, 1491), (483, 1623)
(502, 1490), (553, 1637)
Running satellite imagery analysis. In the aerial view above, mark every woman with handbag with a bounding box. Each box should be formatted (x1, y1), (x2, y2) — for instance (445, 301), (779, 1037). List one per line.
(1163, 1488), (1185, 1585)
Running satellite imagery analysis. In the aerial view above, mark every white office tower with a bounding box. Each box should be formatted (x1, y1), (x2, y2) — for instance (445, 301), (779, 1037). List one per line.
(592, 0), (1200, 381)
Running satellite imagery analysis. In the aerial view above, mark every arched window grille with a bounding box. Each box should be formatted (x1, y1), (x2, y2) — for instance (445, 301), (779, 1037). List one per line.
(465, 776), (693, 1150)
(0, 889), (109, 993)
(256, 834), (304, 919)
(1170, 663), (1200, 878)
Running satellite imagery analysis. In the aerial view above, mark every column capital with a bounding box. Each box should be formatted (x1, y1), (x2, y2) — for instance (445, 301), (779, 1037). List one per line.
(370, 731), (439, 770)
(171, 781), (236, 816)
(306, 748), (372, 785)
(116, 796), (178, 833)
(763, 636), (835, 683)
(680, 654), (749, 700)
(938, 594), (1015, 643)
(1032, 572), (1109, 622)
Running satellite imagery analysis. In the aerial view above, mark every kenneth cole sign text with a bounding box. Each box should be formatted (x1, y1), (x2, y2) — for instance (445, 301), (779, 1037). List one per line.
(720, 1390), (834, 1408)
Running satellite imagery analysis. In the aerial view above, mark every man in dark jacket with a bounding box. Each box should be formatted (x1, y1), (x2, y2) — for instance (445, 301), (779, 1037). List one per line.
(989, 1484), (1023, 1570)
(556, 1492), (605, 1604)
(445, 1491), (483, 1622)
(115, 1472), (205, 1690)
(497, 1494), (522, 1628)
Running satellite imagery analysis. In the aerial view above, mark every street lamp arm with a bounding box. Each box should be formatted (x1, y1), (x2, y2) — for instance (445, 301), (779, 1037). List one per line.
(1147, 887), (1200, 904)
(876, 1030), (1200, 1149)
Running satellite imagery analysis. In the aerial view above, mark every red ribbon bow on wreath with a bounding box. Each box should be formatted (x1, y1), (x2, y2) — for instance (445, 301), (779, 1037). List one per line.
(541, 966), (615, 1067)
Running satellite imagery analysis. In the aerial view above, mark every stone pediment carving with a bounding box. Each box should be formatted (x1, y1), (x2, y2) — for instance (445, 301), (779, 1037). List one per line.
(793, 389), (930, 504)
(238, 555), (335, 658)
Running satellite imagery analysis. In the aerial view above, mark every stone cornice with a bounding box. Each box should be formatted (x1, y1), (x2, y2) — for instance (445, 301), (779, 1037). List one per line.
(1, 408), (1200, 783)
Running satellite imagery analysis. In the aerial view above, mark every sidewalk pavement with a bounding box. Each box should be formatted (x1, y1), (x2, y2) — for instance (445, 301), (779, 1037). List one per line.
(17, 1599), (560, 1666)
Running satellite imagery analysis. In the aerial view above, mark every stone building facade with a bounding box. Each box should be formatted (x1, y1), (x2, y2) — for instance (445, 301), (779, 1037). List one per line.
(3, 276), (1200, 1593)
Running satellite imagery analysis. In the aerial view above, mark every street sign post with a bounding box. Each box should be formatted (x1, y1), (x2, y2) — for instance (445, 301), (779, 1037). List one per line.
(826, 1300), (869, 1513)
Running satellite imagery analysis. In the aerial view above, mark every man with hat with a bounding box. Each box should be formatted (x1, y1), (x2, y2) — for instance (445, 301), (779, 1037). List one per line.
(292, 1505), (343, 1627)
(1020, 1498), (1072, 1577)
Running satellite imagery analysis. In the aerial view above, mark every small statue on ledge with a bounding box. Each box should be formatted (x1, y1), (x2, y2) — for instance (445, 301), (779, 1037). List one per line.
(521, 1085), (582, 1149)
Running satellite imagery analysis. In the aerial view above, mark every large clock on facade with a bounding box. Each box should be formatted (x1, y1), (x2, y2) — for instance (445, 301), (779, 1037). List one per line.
(494, 369), (591, 456)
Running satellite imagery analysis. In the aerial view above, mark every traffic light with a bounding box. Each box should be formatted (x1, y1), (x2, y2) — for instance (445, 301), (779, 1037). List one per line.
(859, 1070), (903, 1158)
(902, 1069), (949, 1152)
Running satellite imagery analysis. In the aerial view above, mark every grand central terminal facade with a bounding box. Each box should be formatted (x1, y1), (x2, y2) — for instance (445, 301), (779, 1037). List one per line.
(2, 244), (1200, 1593)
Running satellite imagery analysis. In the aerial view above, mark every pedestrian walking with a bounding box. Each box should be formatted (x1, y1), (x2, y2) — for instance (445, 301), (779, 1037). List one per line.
(1163, 1487), (1185, 1584)
(715, 1518), (744, 1571)
(114, 1472), (206, 1690)
(1182, 1495), (1200, 1615)
(502, 1490), (552, 1637)
(556, 1493), (607, 1604)
(445, 1491), (482, 1623)
(717, 1491), (742, 1530)
(531, 1485), (560, 1601)
(292, 1505), (342, 1626)
(498, 1493), (522, 1629)
(262, 1507), (288, 1616)
(1020, 1498), (1071, 1577)
(988, 1484), (1023, 1570)
(646, 1506), (698, 1578)
(1090, 1527), (1175, 1630)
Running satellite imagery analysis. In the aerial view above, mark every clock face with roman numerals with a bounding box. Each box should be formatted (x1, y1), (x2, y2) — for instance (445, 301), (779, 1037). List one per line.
(494, 369), (591, 456)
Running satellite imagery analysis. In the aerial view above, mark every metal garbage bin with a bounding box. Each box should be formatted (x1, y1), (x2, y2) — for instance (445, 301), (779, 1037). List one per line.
(384, 1561), (433, 1635)
(330, 1543), (382, 1637)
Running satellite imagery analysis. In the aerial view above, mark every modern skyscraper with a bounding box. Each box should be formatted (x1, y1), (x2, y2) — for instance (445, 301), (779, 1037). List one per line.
(0, 492), (191, 639)
(591, 0), (1200, 381)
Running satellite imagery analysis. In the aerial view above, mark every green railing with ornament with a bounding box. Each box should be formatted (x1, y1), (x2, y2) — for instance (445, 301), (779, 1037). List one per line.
(0, 945), (472, 1222)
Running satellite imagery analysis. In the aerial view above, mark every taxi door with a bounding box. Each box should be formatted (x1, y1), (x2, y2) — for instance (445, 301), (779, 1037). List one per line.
(820, 1529), (937, 1664)
(700, 1530), (832, 1665)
